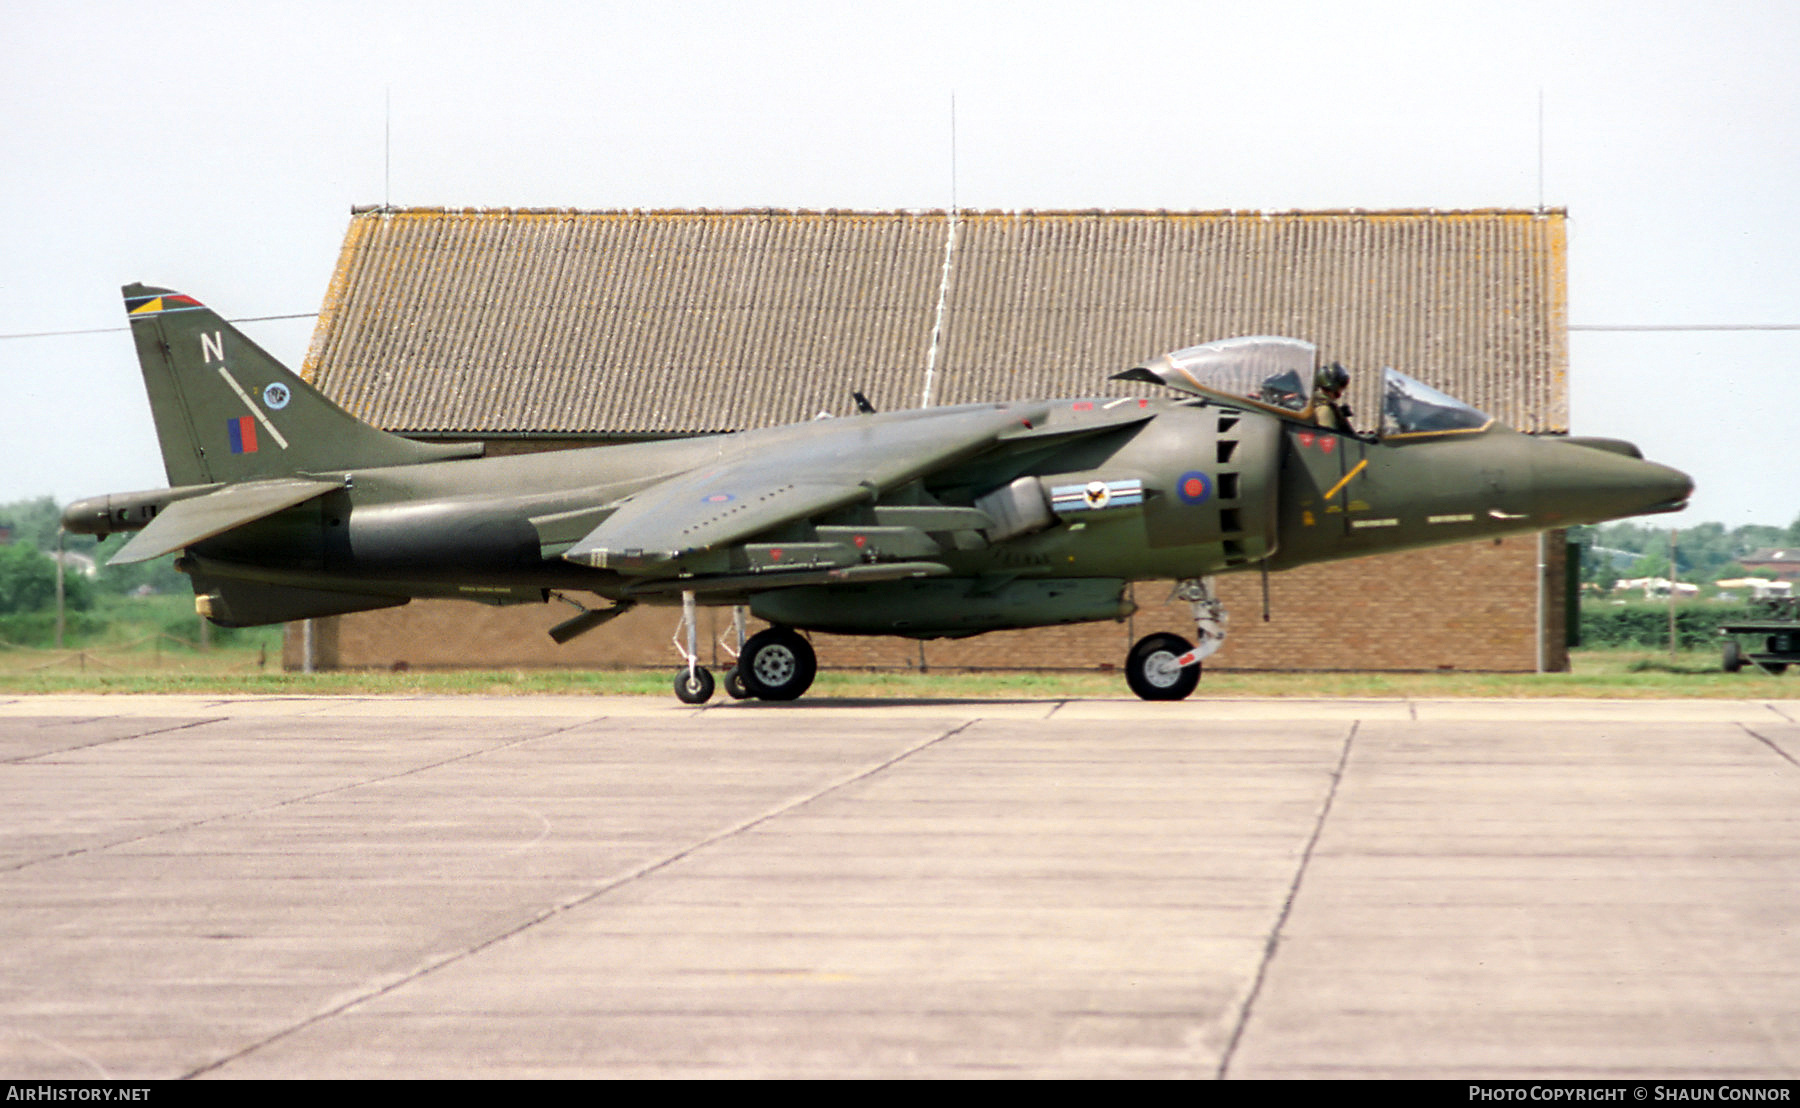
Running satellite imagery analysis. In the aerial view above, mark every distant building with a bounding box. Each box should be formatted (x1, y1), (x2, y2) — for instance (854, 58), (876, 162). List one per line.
(48, 550), (96, 578)
(289, 207), (1574, 674)
(1716, 577), (1792, 600)
(1741, 549), (1800, 582)
(1614, 576), (1699, 598)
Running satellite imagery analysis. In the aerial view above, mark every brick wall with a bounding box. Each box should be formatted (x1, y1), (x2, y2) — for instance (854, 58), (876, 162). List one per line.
(285, 534), (1567, 674)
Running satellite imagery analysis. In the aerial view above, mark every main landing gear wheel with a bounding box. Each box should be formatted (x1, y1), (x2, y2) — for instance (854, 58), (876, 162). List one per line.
(673, 666), (715, 704)
(739, 627), (817, 701)
(1126, 632), (1201, 701)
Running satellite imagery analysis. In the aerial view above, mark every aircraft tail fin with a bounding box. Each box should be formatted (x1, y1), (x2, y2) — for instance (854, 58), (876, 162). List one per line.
(121, 284), (479, 486)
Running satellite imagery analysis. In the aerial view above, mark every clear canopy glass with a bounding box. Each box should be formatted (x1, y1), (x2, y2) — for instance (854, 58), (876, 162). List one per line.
(1124, 336), (1319, 412)
(1379, 369), (1493, 437)
(1121, 341), (1497, 440)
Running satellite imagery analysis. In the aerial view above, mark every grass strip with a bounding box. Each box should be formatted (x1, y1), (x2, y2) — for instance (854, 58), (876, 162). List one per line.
(0, 646), (1790, 699)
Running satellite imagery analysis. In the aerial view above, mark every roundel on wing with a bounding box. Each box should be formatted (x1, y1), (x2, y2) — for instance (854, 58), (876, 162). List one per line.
(1176, 471), (1212, 505)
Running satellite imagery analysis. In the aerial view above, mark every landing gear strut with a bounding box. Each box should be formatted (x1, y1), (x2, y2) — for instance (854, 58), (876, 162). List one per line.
(671, 590), (715, 704)
(1124, 576), (1229, 702)
(670, 598), (816, 704)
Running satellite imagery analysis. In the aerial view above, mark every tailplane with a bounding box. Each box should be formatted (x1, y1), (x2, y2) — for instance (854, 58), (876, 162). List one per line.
(122, 284), (478, 486)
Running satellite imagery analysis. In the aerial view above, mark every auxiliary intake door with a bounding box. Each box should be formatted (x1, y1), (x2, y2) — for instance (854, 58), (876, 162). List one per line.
(1136, 404), (1280, 567)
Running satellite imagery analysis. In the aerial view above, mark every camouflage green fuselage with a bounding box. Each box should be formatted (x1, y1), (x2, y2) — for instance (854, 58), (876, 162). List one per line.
(146, 396), (1687, 634)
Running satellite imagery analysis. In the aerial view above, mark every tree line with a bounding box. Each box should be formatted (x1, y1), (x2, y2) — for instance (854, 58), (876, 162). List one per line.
(0, 495), (187, 618)
(1569, 515), (1800, 590)
(3, 494), (1795, 648)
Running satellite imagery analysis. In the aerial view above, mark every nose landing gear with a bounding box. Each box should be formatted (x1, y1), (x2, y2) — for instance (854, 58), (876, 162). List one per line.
(1124, 577), (1228, 701)
(1126, 632), (1201, 700)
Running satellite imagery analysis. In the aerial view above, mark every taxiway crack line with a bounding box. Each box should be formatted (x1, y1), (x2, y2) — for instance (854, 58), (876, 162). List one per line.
(0, 718), (588, 874)
(3, 715), (224, 764)
(1217, 719), (1359, 1079)
(1742, 722), (1800, 771)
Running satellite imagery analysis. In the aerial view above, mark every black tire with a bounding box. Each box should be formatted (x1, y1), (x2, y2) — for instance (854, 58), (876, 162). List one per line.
(1723, 639), (1743, 673)
(673, 666), (715, 704)
(739, 628), (817, 701)
(723, 666), (753, 700)
(1758, 662), (1790, 676)
(1125, 632), (1200, 701)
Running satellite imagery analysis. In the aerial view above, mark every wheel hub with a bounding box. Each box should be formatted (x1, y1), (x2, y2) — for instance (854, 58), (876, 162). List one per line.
(752, 646), (797, 687)
(1144, 651), (1184, 688)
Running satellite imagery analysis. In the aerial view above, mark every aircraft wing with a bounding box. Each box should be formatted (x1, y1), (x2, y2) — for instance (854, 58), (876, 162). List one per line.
(563, 403), (1046, 571)
(108, 477), (340, 565)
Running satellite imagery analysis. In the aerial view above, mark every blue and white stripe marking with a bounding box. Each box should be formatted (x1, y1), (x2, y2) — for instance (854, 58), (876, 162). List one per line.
(1050, 479), (1144, 513)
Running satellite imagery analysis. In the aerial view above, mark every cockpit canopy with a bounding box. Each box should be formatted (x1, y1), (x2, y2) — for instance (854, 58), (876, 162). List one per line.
(1378, 369), (1494, 438)
(1118, 336), (1319, 413)
(1118, 336), (1498, 440)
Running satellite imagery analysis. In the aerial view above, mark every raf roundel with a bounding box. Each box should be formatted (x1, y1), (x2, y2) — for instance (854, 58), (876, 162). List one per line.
(262, 383), (291, 410)
(1176, 471), (1212, 506)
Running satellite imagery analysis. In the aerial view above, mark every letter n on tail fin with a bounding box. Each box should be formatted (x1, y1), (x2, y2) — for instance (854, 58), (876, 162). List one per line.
(122, 284), (479, 486)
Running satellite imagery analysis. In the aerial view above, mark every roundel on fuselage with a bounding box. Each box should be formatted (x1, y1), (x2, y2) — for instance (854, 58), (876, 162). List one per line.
(1176, 471), (1212, 505)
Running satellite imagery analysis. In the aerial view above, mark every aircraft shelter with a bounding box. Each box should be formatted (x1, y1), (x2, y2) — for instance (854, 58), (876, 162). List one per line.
(289, 207), (1573, 674)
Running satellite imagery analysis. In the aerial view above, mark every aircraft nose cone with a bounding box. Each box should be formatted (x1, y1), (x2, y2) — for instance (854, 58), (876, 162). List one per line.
(1534, 440), (1693, 524)
(1640, 460), (1695, 514)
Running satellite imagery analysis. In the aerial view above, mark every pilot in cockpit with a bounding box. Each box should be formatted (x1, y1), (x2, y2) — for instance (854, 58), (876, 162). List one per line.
(1309, 362), (1354, 433)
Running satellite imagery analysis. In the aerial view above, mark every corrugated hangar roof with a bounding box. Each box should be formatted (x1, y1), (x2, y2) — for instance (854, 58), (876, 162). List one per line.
(301, 207), (1568, 437)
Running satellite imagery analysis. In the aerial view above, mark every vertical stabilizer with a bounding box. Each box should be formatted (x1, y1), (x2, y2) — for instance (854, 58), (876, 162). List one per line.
(122, 284), (478, 485)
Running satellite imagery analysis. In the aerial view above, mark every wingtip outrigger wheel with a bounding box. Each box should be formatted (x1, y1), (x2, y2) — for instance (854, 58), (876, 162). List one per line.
(723, 667), (752, 699)
(671, 589), (716, 704)
(674, 666), (715, 704)
(721, 605), (755, 699)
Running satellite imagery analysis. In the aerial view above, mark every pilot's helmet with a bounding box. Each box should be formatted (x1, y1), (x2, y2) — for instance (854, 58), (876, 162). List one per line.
(1315, 362), (1350, 398)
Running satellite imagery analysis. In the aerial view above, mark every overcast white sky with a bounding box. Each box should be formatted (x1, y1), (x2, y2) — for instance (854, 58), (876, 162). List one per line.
(3, 0), (1796, 528)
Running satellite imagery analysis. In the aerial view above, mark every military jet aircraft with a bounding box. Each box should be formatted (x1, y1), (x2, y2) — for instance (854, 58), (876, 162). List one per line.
(64, 284), (1692, 702)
